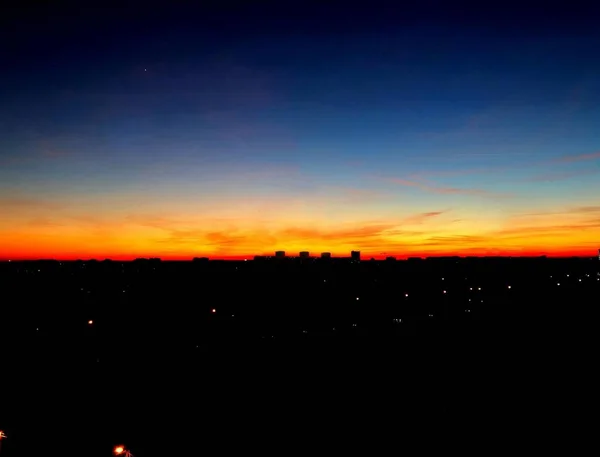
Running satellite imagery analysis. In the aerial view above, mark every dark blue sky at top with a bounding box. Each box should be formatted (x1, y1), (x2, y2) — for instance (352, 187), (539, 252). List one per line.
(1, 0), (600, 192)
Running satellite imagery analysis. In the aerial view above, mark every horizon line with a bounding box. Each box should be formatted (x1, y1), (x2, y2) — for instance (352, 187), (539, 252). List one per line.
(1, 253), (597, 262)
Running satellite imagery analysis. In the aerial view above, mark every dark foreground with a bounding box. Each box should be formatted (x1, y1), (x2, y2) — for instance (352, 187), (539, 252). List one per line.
(0, 257), (597, 455)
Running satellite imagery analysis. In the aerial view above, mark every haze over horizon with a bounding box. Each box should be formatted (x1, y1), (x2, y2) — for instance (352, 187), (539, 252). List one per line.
(2, 2), (600, 260)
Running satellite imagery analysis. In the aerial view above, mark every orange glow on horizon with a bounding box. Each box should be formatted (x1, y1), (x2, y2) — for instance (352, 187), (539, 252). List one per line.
(0, 249), (596, 261)
(1, 200), (598, 261)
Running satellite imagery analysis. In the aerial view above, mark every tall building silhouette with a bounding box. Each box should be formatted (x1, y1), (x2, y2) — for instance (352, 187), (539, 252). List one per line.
(321, 252), (331, 259)
(299, 251), (309, 259)
(351, 251), (361, 262)
(275, 251), (286, 259)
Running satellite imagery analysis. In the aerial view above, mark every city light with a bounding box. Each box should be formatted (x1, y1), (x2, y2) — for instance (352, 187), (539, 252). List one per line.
(114, 445), (133, 457)
(88, 320), (93, 325)
(0, 432), (7, 454)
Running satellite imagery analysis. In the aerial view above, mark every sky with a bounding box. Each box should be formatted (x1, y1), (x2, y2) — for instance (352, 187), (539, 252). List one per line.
(1, 1), (600, 260)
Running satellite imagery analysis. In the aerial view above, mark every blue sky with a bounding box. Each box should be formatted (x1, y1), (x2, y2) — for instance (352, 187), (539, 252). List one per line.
(1, 1), (599, 259)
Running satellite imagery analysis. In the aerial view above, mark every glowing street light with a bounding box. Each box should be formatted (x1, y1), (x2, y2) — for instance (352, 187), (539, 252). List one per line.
(0, 431), (7, 453)
(114, 445), (133, 457)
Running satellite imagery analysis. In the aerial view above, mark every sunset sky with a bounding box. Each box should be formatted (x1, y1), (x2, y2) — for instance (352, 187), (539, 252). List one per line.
(1, 2), (599, 260)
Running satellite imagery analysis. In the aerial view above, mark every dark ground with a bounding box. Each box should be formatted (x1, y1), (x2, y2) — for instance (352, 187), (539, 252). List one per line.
(0, 257), (597, 455)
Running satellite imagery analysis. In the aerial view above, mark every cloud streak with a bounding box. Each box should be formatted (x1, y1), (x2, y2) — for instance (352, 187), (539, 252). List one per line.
(554, 151), (600, 163)
(387, 149), (600, 185)
(387, 178), (512, 198)
(525, 169), (600, 182)
(0, 196), (64, 210)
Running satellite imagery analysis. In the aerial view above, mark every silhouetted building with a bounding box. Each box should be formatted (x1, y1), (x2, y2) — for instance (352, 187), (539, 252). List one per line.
(386, 256), (396, 262)
(321, 252), (331, 259)
(351, 251), (361, 262)
(192, 257), (209, 263)
(275, 251), (286, 259)
(299, 251), (310, 259)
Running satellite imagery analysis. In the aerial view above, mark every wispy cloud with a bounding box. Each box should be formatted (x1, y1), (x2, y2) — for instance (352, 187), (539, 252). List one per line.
(495, 222), (600, 238)
(417, 234), (490, 246)
(553, 151), (600, 163)
(157, 228), (278, 249)
(148, 209), (451, 254)
(517, 205), (600, 218)
(40, 149), (73, 159)
(26, 217), (65, 228)
(526, 169), (600, 182)
(400, 211), (446, 225)
(390, 149), (600, 184)
(386, 177), (512, 198)
(0, 196), (63, 210)
(280, 224), (396, 243)
(0, 142), (76, 168)
(407, 166), (502, 180)
(571, 206), (600, 214)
